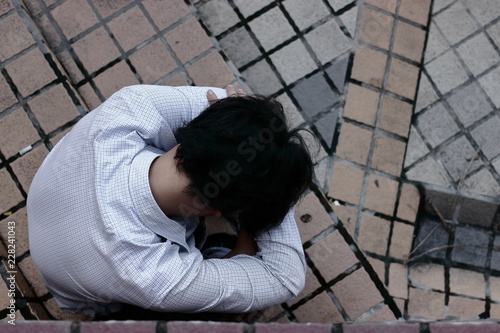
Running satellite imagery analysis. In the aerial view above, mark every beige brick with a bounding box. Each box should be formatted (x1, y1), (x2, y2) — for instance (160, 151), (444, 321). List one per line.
(187, 51), (235, 88)
(332, 268), (383, 320)
(161, 73), (190, 87)
(0, 168), (24, 214)
(449, 268), (485, 299)
(295, 192), (333, 242)
(367, 257), (386, 284)
(78, 84), (101, 110)
(293, 292), (343, 323)
(129, 39), (177, 84)
(256, 304), (286, 323)
(306, 230), (358, 282)
(329, 161), (365, 205)
(387, 58), (419, 100)
(18, 257), (49, 297)
(93, 61), (140, 99)
(0, 75), (16, 111)
(389, 222), (413, 260)
(0, 14), (34, 62)
(351, 46), (387, 88)
(361, 305), (397, 322)
(408, 288), (444, 320)
(143, 0), (189, 30)
(371, 134), (406, 176)
(332, 204), (358, 237)
(363, 174), (399, 215)
(379, 95), (413, 138)
(335, 123), (373, 165)
(490, 303), (500, 319)
(0, 279), (12, 309)
(11, 146), (49, 193)
(399, 0), (431, 26)
(51, 0), (98, 40)
(365, 0), (397, 13)
(396, 183), (420, 223)
(50, 127), (73, 147)
(410, 263), (444, 291)
(107, 6), (155, 52)
(447, 296), (485, 319)
(388, 263), (408, 299)
(393, 20), (426, 62)
(358, 214), (390, 256)
(166, 17), (212, 63)
(0, 108), (40, 159)
(0, 207), (30, 257)
(359, 8), (394, 50)
(72, 27), (120, 74)
(490, 276), (500, 302)
(343, 84), (379, 126)
(288, 265), (321, 305)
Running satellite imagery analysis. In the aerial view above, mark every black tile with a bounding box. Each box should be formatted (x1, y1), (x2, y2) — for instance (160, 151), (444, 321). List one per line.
(451, 225), (490, 267)
(412, 215), (452, 261)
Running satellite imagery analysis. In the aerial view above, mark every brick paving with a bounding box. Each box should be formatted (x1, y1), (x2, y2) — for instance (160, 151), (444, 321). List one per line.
(0, 0), (499, 326)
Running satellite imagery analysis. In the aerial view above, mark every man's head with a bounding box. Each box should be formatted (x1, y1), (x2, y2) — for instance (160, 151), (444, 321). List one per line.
(174, 94), (314, 235)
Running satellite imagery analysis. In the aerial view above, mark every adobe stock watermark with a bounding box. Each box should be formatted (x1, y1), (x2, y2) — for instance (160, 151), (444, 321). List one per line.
(178, 115), (288, 217)
(4, 221), (17, 325)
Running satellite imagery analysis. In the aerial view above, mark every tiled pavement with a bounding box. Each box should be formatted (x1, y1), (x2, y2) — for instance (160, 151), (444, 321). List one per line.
(0, 0), (499, 325)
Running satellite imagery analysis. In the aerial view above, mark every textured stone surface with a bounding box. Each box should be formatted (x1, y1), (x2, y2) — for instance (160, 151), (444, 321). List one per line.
(270, 40), (317, 85)
(291, 72), (339, 118)
(306, 20), (351, 65)
(451, 226), (490, 267)
(446, 82), (493, 128)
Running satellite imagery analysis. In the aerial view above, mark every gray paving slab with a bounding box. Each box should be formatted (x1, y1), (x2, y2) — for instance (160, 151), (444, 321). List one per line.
(470, 115), (500, 160)
(456, 33), (500, 77)
(433, 2), (478, 46)
(457, 195), (498, 227)
(219, 27), (261, 68)
(415, 72), (439, 112)
(423, 22), (449, 64)
(233, 0), (273, 17)
(425, 50), (469, 95)
(291, 72), (339, 119)
(197, 0), (240, 35)
(338, 5), (358, 37)
(269, 39), (317, 84)
(248, 7), (295, 51)
(240, 59), (282, 95)
(314, 110), (339, 148)
(283, 0), (330, 30)
(436, 135), (482, 182)
(487, 20), (500, 49)
(491, 237), (500, 271)
(463, 0), (500, 26)
(462, 168), (500, 198)
(404, 126), (430, 167)
(451, 225), (490, 267)
(325, 55), (350, 93)
(305, 19), (351, 65)
(412, 216), (451, 260)
(445, 82), (493, 128)
(415, 102), (460, 148)
(478, 66), (500, 108)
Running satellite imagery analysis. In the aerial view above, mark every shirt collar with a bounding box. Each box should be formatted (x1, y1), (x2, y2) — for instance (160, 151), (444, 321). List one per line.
(129, 146), (192, 250)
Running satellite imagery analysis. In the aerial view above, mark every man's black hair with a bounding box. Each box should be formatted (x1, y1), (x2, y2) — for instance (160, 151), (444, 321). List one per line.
(175, 94), (314, 235)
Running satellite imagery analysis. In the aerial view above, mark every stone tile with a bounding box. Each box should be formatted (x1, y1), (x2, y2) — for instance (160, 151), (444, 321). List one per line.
(219, 27), (261, 68)
(305, 20), (351, 65)
(343, 84), (379, 126)
(72, 27), (121, 74)
(314, 111), (339, 147)
(129, 40), (177, 84)
(276, 93), (304, 128)
(457, 195), (497, 227)
(410, 215), (450, 260)
(51, 126), (73, 146)
(436, 135), (482, 182)
(487, 20), (500, 50)
(463, 0), (500, 26)
(295, 192), (333, 242)
(371, 134), (406, 176)
(410, 263), (444, 291)
(451, 226), (489, 267)
(233, 0), (273, 17)
(91, 0), (133, 19)
(367, 257), (385, 283)
(325, 55), (350, 93)
(415, 73), (438, 114)
(470, 115), (500, 160)
(292, 292), (343, 323)
(416, 102), (460, 148)
(242, 60), (282, 95)
(0, 14), (34, 62)
(431, 0), (455, 13)
(335, 122), (372, 165)
(11, 145), (49, 192)
(142, 0), (189, 30)
(93, 61), (139, 99)
(433, 2), (478, 45)
(449, 268), (485, 298)
(0, 0), (13, 15)
(291, 72), (338, 118)
(287, 265), (321, 305)
(490, 275), (500, 302)
(306, 230), (358, 282)
(327, 0), (354, 12)
(18, 257), (49, 297)
(107, 6), (156, 52)
(389, 222), (413, 260)
(187, 51), (235, 87)
(492, 303), (500, 320)
(457, 33), (500, 77)
(358, 214), (391, 256)
(446, 82), (493, 128)
(283, 0), (329, 30)
(6, 49), (57, 97)
(393, 21), (426, 62)
(332, 268), (383, 320)
(405, 156), (450, 187)
(396, 183), (420, 223)
(404, 126), (429, 168)
(365, 0), (397, 13)
(0, 109), (40, 158)
(389, 263), (408, 299)
(463, 168), (500, 198)
(363, 174), (399, 216)
(0, 207), (29, 257)
(447, 296), (485, 319)
(424, 22), (449, 64)
(494, 157), (500, 174)
(51, 0), (98, 40)
(351, 46), (387, 88)
(491, 237), (500, 271)
(34, 13), (64, 50)
(28, 84), (80, 134)
(0, 74), (17, 111)
(407, 288), (444, 319)
(387, 58), (419, 100)
(249, 6), (294, 51)
(339, 5), (358, 37)
(359, 8), (393, 50)
(426, 50), (469, 95)
(379, 95), (412, 138)
(270, 40), (317, 85)
(78, 83), (101, 110)
(160, 73), (189, 87)
(423, 188), (458, 219)
(302, 127), (328, 161)
(478, 66), (500, 108)
(361, 305), (399, 322)
(57, 49), (84, 83)
(198, 0), (239, 36)
(332, 205), (358, 237)
(166, 17), (212, 63)
(399, 0), (431, 26)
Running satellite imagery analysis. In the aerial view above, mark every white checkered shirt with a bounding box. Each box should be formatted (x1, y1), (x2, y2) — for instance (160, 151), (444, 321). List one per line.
(27, 85), (306, 317)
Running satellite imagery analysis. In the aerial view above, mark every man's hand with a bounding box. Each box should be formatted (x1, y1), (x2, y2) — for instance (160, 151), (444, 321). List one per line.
(207, 85), (246, 104)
